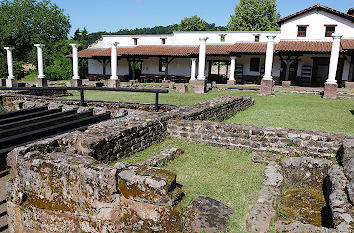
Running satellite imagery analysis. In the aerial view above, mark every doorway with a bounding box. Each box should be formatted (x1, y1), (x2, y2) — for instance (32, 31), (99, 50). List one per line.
(280, 60), (299, 85)
(129, 60), (142, 80)
(208, 61), (230, 84)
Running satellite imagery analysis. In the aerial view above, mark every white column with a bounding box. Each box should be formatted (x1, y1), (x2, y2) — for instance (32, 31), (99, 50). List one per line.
(263, 35), (276, 80)
(70, 44), (80, 79)
(229, 56), (236, 81)
(110, 42), (119, 80)
(34, 44), (45, 78)
(197, 37), (208, 80)
(326, 34), (343, 84)
(190, 58), (197, 80)
(4, 47), (15, 79)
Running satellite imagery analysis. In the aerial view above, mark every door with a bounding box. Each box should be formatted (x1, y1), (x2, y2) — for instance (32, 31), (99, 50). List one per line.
(208, 61), (230, 84)
(312, 58), (329, 87)
(280, 60), (299, 85)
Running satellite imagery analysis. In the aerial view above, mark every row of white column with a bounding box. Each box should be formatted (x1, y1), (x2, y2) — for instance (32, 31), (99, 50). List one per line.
(3, 34), (343, 90)
(3, 44), (81, 87)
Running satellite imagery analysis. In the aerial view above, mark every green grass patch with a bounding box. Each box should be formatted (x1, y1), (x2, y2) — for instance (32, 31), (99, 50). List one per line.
(115, 139), (265, 233)
(20, 71), (38, 83)
(66, 89), (354, 135)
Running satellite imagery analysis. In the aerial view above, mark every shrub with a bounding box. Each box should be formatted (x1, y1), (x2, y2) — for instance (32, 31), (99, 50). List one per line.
(44, 57), (72, 81)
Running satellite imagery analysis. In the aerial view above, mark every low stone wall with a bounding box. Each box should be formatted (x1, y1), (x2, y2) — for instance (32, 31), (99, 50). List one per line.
(167, 120), (353, 158)
(168, 95), (254, 121)
(6, 144), (184, 232)
(0, 93), (177, 112)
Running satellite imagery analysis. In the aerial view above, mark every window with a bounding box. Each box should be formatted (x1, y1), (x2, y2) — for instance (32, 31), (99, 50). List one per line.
(254, 35), (260, 42)
(161, 38), (166, 45)
(220, 34), (226, 42)
(250, 58), (260, 72)
(325, 25), (336, 37)
(133, 38), (138, 45)
(297, 26), (308, 37)
(159, 59), (166, 72)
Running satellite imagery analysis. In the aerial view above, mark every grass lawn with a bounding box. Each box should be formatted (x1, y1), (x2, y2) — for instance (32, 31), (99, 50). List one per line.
(20, 71), (38, 83)
(66, 89), (354, 135)
(115, 139), (265, 233)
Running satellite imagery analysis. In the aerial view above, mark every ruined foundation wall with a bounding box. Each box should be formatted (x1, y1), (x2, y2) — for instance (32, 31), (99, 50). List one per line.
(5, 95), (254, 232)
(168, 120), (354, 158)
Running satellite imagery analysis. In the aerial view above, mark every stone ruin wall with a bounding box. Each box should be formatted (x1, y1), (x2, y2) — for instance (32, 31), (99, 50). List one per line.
(4, 94), (254, 232)
(167, 120), (354, 158)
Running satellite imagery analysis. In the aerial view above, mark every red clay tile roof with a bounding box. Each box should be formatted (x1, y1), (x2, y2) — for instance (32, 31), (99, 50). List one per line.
(341, 39), (354, 50)
(68, 39), (354, 58)
(278, 4), (354, 24)
(275, 41), (334, 53)
(228, 43), (268, 54)
(190, 45), (235, 55)
(122, 46), (197, 57)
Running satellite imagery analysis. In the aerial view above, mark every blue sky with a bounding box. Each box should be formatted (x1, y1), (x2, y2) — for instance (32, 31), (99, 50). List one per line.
(49, 0), (353, 35)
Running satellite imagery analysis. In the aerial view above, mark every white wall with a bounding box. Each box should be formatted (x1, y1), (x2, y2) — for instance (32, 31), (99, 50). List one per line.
(280, 10), (354, 40)
(89, 31), (281, 49)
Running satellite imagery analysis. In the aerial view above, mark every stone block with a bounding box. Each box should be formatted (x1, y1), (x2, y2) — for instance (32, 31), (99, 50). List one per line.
(282, 81), (291, 86)
(260, 79), (273, 96)
(281, 157), (332, 190)
(129, 80), (138, 86)
(6, 78), (18, 87)
(169, 82), (175, 89)
(118, 165), (183, 206)
(323, 83), (338, 100)
(107, 79), (120, 88)
(344, 81), (354, 89)
(70, 79), (82, 87)
(36, 78), (48, 87)
(185, 196), (234, 233)
(189, 79), (196, 84)
(227, 80), (236, 85)
(137, 146), (183, 167)
(176, 83), (188, 93)
(119, 196), (184, 232)
(194, 79), (207, 94)
(162, 79), (170, 83)
(0, 78), (6, 87)
(15, 152), (118, 216)
(247, 203), (276, 233)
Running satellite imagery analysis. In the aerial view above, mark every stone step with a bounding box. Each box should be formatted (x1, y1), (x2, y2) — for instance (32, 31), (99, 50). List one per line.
(118, 165), (183, 206)
(0, 108), (62, 125)
(0, 106), (47, 120)
(0, 112), (111, 150)
(0, 110), (92, 138)
(0, 109), (78, 132)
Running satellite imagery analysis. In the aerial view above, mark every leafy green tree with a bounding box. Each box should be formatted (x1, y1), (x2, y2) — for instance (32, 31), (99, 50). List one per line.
(0, 0), (71, 62)
(81, 27), (88, 41)
(228, 0), (280, 31)
(73, 28), (81, 41)
(178, 15), (207, 31)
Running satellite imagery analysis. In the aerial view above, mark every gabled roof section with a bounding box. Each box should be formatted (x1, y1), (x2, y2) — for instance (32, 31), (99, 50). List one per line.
(278, 4), (354, 25)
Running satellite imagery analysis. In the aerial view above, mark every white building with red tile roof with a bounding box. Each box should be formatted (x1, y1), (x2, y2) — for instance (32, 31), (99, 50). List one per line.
(74, 4), (354, 87)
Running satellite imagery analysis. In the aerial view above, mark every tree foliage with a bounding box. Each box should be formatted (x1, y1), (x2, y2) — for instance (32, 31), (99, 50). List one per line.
(0, 0), (71, 62)
(178, 15), (207, 31)
(228, 0), (281, 31)
(0, 58), (25, 79)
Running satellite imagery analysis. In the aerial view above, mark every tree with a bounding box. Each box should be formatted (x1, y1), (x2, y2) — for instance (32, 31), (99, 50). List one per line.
(81, 27), (88, 41)
(0, 0), (71, 62)
(228, 0), (280, 31)
(73, 28), (81, 41)
(178, 15), (207, 31)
